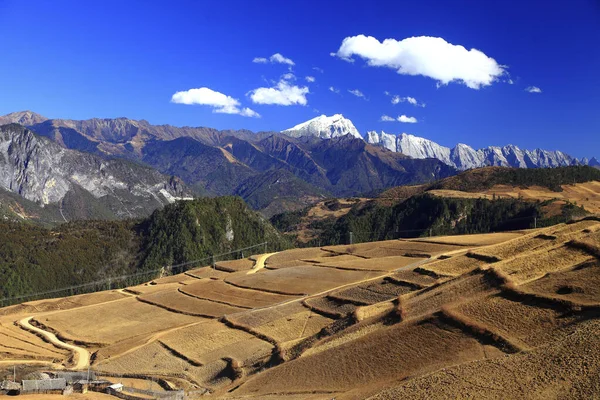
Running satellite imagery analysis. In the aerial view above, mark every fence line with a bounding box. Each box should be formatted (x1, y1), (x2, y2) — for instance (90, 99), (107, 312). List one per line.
(0, 242), (268, 307)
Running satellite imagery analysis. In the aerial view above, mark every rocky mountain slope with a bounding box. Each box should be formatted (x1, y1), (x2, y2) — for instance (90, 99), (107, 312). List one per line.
(1, 112), (456, 216)
(0, 124), (189, 221)
(366, 131), (597, 170)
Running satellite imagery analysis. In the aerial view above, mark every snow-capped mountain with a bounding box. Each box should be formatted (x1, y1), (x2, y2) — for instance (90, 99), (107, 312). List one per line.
(366, 131), (594, 170)
(283, 114), (362, 140)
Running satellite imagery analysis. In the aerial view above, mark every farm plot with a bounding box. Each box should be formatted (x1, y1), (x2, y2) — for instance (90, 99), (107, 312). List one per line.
(0, 290), (128, 317)
(494, 245), (594, 284)
(139, 289), (245, 317)
(159, 320), (273, 366)
(96, 341), (232, 389)
(234, 318), (489, 396)
(38, 297), (199, 345)
(227, 301), (333, 344)
(455, 294), (580, 347)
(125, 282), (184, 295)
(266, 248), (334, 266)
(367, 318), (600, 400)
(214, 258), (255, 272)
(304, 296), (357, 318)
(318, 255), (425, 272)
(404, 270), (502, 320)
(421, 253), (485, 277)
(472, 232), (556, 260)
(185, 267), (231, 280)
(225, 302), (334, 345)
(323, 240), (462, 258)
(0, 324), (68, 361)
(151, 273), (197, 285)
(547, 220), (600, 239)
(328, 279), (417, 305)
(180, 279), (295, 308)
(522, 261), (600, 304)
(225, 265), (381, 296)
(407, 231), (524, 247)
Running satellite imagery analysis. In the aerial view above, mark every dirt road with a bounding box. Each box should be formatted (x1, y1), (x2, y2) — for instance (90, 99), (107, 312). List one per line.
(18, 316), (90, 370)
(247, 252), (278, 275)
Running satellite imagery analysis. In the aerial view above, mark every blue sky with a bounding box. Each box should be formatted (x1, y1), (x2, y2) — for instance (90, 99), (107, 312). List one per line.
(0, 0), (599, 158)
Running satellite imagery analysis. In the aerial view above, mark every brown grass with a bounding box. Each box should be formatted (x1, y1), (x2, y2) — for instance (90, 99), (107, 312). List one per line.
(455, 294), (579, 347)
(225, 265), (380, 296)
(317, 255), (426, 271)
(233, 317), (491, 396)
(367, 318), (600, 400)
(225, 303), (334, 346)
(303, 297), (357, 319)
(494, 244), (594, 284)
(522, 261), (600, 304)
(159, 320), (273, 367)
(138, 289), (246, 317)
(214, 258), (256, 272)
(180, 279), (295, 308)
(38, 297), (199, 345)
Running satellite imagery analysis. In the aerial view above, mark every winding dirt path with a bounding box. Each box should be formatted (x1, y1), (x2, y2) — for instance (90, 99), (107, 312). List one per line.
(247, 252), (278, 275)
(18, 317), (90, 370)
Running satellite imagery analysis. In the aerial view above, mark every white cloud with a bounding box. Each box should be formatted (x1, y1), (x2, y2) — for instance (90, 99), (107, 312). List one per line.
(348, 89), (366, 98)
(270, 53), (295, 66)
(380, 115), (395, 122)
(525, 86), (542, 93)
(282, 73), (296, 81)
(329, 86), (340, 94)
(249, 79), (309, 106)
(506, 79), (514, 84)
(384, 91), (390, 96)
(333, 35), (506, 89)
(398, 114), (418, 123)
(171, 87), (260, 117)
(313, 67), (324, 73)
(305, 76), (316, 83)
(388, 93), (425, 107)
(253, 53), (295, 67)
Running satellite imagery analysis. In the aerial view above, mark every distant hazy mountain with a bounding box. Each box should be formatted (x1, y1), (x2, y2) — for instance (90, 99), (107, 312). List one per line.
(2, 111), (455, 217)
(366, 131), (594, 170)
(283, 114), (363, 140)
(0, 124), (189, 221)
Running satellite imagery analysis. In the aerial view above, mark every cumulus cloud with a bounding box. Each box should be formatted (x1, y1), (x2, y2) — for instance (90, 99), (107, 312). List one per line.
(329, 86), (340, 94)
(525, 86), (542, 93)
(398, 115), (418, 123)
(171, 87), (260, 117)
(380, 115), (395, 122)
(249, 79), (309, 106)
(348, 89), (366, 98)
(390, 94), (425, 107)
(253, 53), (295, 67)
(333, 35), (506, 89)
(305, 76), (316, 83)
(281, 72), (296, 81)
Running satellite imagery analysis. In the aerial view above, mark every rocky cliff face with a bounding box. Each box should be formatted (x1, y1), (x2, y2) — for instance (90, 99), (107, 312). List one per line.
(0, 124), (189, 220)
(366, 131), (589, 170)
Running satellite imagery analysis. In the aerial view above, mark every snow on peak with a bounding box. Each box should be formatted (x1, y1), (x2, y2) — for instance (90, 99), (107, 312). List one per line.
(283, 114), (363, 140)
(365, 132), (589, 170)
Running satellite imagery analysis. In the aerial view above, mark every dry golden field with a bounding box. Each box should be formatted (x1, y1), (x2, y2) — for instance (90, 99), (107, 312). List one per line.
(428, 181), (600, 214)
(1, 221), (599, 399)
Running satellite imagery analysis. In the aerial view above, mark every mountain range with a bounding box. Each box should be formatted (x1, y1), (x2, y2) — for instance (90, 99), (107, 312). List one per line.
(366, 131), (599, 170)
(279, 113), (598, 170)
(0, 111), (455, 219)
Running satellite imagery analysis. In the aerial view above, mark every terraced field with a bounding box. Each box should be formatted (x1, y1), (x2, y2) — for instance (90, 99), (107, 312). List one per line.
(1, 220), (599, 399)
